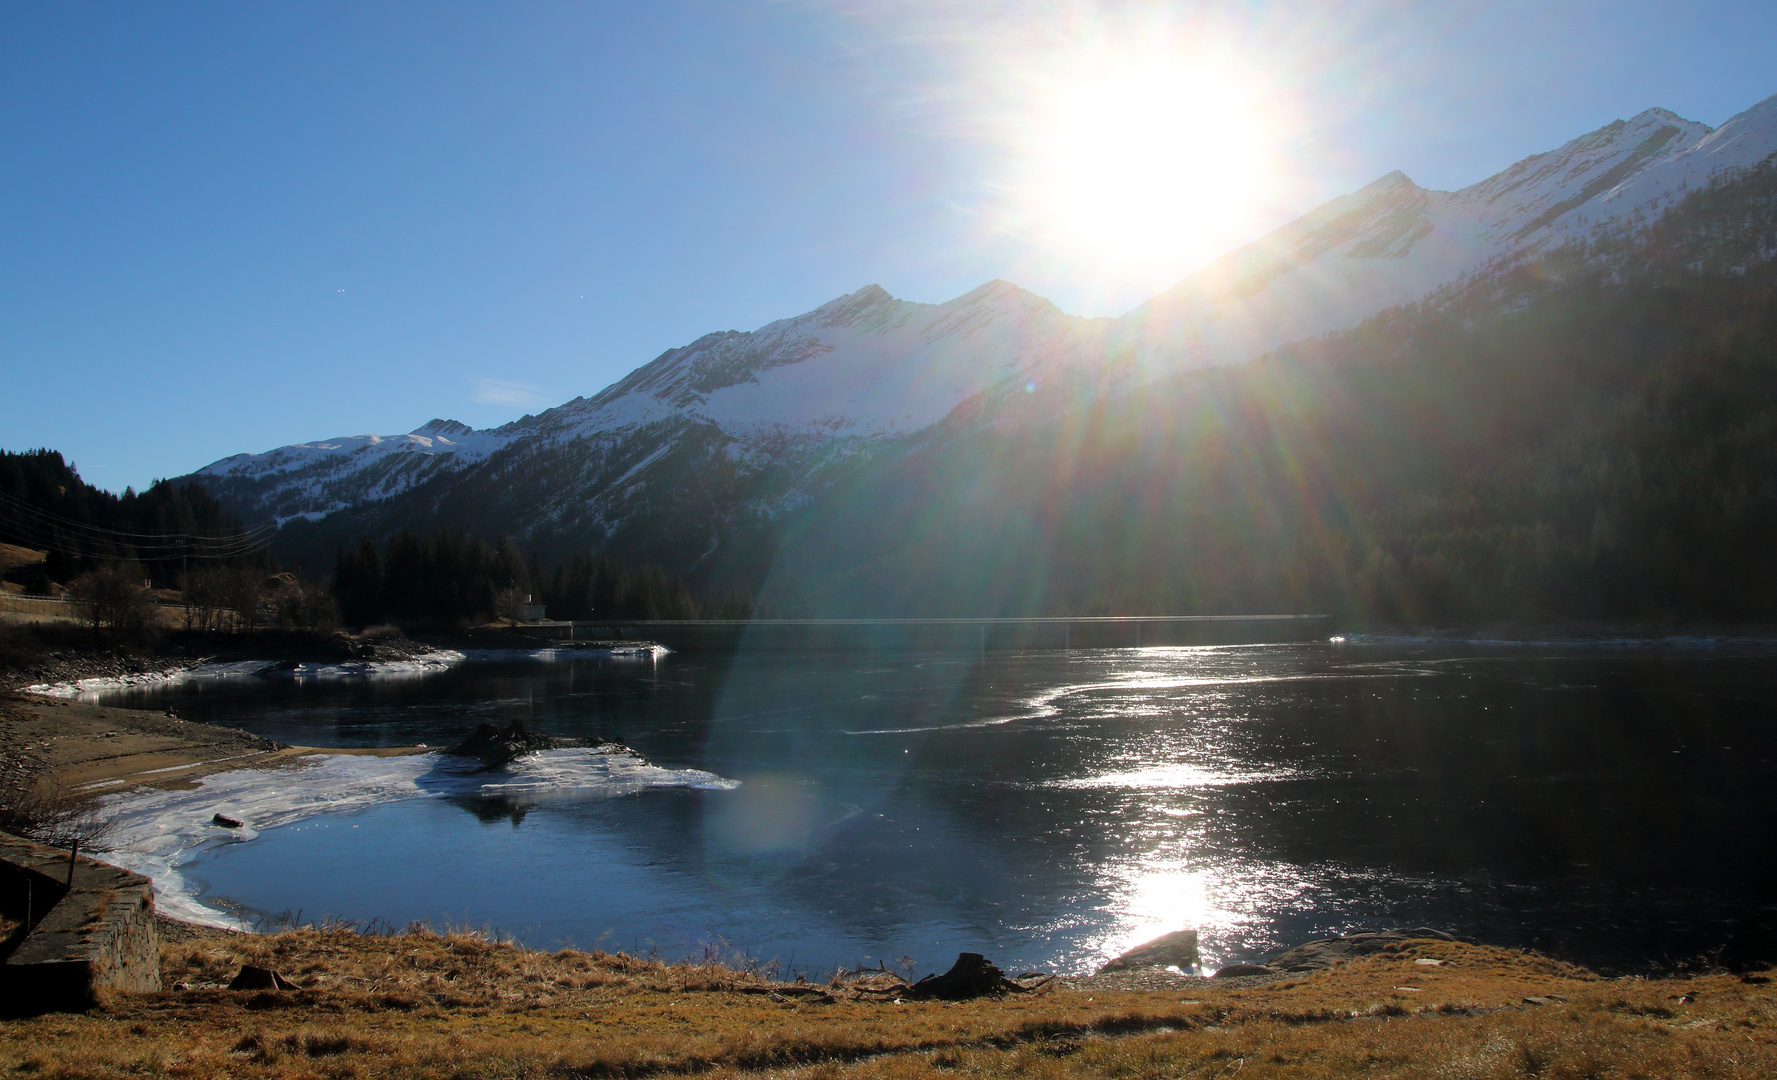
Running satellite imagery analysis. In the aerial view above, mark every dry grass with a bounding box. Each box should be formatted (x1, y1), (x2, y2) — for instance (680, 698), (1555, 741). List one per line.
(0, 776), (119, 850)
(4, 929), (1776, 1078)
(0, 543), (47, 575)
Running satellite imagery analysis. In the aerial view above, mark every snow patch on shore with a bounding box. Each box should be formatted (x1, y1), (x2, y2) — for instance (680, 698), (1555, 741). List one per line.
(24, 666), (200, 699)
(22, 651), (467, 700)
(100, 748), (740, 930)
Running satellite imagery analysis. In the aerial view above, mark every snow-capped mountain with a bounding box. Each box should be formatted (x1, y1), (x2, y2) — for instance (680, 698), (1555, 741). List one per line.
(190, 90), (1777, 554)
(195, 280), (1105, 528)
(1113, 98), (1776, 372)
(193, 418), (523, 526)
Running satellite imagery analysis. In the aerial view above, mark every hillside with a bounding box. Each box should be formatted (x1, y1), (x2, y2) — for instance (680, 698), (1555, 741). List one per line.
(752, 156), (1777, 621)
(5, 923), (1776, 1080)
(0, 450), (264, 590)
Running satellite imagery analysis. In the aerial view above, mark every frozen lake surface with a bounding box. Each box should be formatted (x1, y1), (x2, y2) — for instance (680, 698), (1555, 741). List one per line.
(90, 639), (1777, 976)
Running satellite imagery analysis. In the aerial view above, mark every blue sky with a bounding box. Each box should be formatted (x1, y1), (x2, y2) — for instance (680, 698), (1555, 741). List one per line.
(4, 1), (1775, 492)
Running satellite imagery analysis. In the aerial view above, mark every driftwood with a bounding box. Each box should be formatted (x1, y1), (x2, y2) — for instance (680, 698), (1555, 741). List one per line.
(833, 954), (1048, 1002)
(228, 965), (296, 991)
(738, 985), (838, 1004)
(904, 953), (1031, 1000)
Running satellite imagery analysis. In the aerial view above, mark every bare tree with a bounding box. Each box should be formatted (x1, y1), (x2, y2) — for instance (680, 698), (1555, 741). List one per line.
(179, 565), (232, 631)
(495, 585), (527, 625)
(219, 566), (268, 632)
(273, 572), (340, 631)
(68, 563), (157, 638)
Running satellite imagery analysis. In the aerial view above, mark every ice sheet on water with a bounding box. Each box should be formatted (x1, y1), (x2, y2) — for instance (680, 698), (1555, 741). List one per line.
(269, 650), (466, 681)
(99, 748), (739, 930)
(457, 643), (671, 662)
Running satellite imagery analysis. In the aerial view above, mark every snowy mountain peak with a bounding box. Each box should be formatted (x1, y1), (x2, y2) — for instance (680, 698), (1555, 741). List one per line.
(1633, 106), (1696, 127)
(808, 284), (903, 330)
(1598, 91), (1777, 212)
(1362, 169), (1420, 194)
(1697, 91), (1777, 158)
(414, 418), (475, 437)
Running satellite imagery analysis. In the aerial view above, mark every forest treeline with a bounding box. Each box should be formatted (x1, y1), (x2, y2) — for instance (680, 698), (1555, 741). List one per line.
(758, 156), (1777, 622)
(0, 449), (269, 590)
(0, 447), (744, 631)
(332, 530), (751, 626)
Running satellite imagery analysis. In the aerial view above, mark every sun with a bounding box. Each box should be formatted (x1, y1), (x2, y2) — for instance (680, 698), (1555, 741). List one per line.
(1009, 53), (1282, 286)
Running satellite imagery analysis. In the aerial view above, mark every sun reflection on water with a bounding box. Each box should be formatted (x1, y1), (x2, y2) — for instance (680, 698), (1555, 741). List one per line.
(1092, 862), (1217, 970)
(1052, 647), (1332, 971)
(1085, 854), (1331, 972)
(1051, 763), (1292, 789)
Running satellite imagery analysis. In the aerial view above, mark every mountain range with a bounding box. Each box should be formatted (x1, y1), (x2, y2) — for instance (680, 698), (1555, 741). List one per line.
(184, 90), (1777, 610)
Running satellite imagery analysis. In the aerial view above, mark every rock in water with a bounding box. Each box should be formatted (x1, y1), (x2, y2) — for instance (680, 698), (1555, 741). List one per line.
(905, 953), (1026, 1000)
(444, 720), (560, 767)
(1097, 929), (1200, 974)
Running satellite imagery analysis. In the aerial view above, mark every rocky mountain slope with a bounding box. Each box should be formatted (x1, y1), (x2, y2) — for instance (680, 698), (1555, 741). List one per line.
(186, 91), (1777, 576)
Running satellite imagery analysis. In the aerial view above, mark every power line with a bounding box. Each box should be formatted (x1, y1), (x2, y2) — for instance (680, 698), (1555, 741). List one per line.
(0, 487), (275, 544)
(0, 511), (273, 556)
(0, 509), (272, 553)
(0, 486), (277, 540)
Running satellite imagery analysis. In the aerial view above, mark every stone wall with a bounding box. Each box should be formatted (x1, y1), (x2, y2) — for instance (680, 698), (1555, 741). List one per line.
(0, 832), (160, 1014)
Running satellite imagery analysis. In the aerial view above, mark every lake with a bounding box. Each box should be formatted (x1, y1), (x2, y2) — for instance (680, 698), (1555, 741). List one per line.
(89, 638), (1777, 977)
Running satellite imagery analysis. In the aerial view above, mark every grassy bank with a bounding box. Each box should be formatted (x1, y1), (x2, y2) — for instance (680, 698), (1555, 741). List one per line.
(5, 925), (1775, 1078)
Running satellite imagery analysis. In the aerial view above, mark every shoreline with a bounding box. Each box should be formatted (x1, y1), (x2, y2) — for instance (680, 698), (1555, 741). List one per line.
(1, 693), (437, 932)
(3, 692), (736, 934)
(4, 634), (667, 701)
(11, 619), (1777, 694)
(1339, 622), (1777, 647)
(0, 692), (433, 794)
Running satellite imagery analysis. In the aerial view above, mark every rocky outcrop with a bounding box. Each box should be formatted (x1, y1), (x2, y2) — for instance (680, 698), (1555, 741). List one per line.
(1088, 926), (1461, 984)
(1266, 928), (1457, 973)
(1213, 963), (1280, 978)
(443, 720), (566, 768)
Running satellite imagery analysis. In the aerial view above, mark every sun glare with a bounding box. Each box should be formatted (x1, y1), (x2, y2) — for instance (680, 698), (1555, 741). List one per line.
(1010, 52), (1281, 288)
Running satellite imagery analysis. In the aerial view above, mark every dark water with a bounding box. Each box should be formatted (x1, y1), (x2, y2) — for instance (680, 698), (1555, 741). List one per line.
(95, 640), (1777, 975)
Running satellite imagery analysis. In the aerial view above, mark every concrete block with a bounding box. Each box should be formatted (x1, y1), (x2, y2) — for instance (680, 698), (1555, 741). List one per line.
(0, 831), (161, 1014)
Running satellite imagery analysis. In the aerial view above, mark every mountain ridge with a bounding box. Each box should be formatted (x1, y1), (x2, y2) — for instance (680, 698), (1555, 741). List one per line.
(186, 90), (1777, 571)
